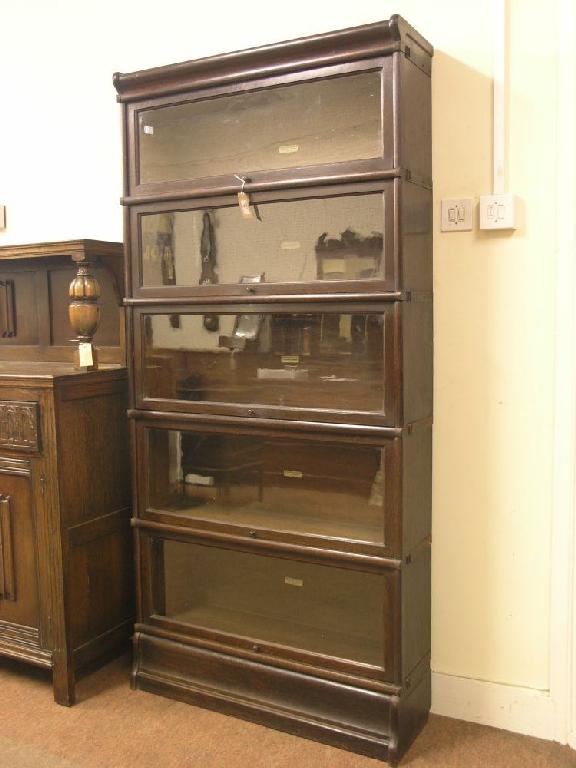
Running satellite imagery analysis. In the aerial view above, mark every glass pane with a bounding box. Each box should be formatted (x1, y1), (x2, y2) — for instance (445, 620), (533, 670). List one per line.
(155, 539), (385, 666)
(148, 429), (386, 544)
(139, 71), (382, 184)
(142, 310), (385, 413)
(140, 193), (384, 288)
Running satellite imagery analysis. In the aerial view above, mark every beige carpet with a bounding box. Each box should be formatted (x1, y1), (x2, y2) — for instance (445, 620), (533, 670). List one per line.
(0, 655), (573, 768)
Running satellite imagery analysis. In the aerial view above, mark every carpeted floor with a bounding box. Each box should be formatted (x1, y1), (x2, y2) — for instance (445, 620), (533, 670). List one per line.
(0, 655), (573, 768)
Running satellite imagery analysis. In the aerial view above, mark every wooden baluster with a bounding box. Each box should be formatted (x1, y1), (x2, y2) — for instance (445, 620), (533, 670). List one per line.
(68, 259), (100, 370)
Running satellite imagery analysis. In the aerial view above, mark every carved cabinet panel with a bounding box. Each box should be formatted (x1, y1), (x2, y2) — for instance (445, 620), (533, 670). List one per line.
(0, 460), (39, 629)
(0, 401), (40, 452)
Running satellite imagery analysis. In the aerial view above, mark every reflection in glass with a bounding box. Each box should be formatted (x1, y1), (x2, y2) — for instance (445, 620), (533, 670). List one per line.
(155, 539), (386, 666)
(140, 193), (384, 288)
(143, 311), (385, 413)
(138, 71), (382, 184)
(148, 429), (386, 543)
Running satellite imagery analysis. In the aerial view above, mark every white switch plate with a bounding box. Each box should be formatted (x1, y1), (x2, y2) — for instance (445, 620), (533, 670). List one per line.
(0, 206), (5, 231)
(441, 198), (473, 232)
(479, 194), (517, 230)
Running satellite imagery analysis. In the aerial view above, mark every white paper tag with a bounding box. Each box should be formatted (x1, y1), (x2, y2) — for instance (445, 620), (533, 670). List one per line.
(185, 473), (214, 486)
(143, 125), (154, 135)
(278, 144), (299, 154)
(78, 343), (93, 367)
(284, 576), (303, 587)
(237, 190), (254, 219)
(283, 470), (303, 479)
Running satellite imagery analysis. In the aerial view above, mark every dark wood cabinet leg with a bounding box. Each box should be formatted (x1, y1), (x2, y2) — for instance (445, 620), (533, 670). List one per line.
(52, 656), (76, 706)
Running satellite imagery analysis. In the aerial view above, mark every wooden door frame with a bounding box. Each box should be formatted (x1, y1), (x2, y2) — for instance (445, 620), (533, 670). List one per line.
(550, 0), (576, 748)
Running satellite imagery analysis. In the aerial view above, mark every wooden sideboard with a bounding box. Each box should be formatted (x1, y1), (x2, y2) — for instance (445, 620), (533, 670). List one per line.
(0, 240), (132, 705)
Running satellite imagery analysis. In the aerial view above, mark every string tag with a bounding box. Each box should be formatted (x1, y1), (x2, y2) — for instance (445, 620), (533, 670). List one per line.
(78, 342), (94, 367)
(234, 175), (253, 219)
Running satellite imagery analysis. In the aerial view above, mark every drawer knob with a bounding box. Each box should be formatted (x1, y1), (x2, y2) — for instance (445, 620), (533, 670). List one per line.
(252, 644), (261, 653)
(248, 529), (257, 538)
(247, 409), (256, 416)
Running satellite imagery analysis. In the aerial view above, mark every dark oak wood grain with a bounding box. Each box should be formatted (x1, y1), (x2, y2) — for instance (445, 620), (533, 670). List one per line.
(0, 240), (126, 365)
(0, 241), (132, 706)
(116, 15), (433, 764)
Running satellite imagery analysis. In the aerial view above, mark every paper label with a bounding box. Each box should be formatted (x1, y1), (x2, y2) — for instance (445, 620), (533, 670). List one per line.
(237, 190), (253, 219)
(257, 368), (308, 381)
(78, 343), (93, 367)
(143, 125), (154, 135)
(278, 144), (299, 154)
(321, 258), (347, 274)
(284, 576), (303, 587)
(185, 473), (214, 486)
(281, 355), (299, 365)
(283, 470), (303, 479)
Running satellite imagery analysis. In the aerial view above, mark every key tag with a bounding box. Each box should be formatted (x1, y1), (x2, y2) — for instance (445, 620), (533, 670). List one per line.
(234, 174), (254, 219)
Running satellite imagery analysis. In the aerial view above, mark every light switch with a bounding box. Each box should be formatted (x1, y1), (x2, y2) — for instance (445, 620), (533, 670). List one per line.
(441, 198), (473, 232)
(479, 194), (517, 230)
(0, 206), (5, 231)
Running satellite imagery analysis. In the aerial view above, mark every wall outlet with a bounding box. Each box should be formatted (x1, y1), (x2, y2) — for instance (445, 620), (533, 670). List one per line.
(0, 206), (5, 231)
(441, 198), (473, 232)
(479, 194), (517, 230)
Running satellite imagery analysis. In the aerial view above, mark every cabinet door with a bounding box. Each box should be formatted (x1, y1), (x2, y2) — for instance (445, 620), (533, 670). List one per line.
(130, 63), (389, 195)
(142, 533), (398, 683)
(131, 184), (394, 297)
(140, 424), (401, 556)
(0, 459), (40, 629)
(135, 304), (398, 426)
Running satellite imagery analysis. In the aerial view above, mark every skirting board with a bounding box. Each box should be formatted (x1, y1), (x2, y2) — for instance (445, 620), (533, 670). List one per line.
(431, 672), (557, 742)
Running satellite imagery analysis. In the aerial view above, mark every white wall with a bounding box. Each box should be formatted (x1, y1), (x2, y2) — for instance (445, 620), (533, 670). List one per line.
(0, 0), (563, 736)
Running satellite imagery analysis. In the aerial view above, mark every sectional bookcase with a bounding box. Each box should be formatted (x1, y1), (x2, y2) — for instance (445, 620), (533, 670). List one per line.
(115, 15), (433, 763)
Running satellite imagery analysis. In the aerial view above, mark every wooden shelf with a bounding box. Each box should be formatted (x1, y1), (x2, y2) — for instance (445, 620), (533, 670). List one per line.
(168, 604), (384, 667)
(150, 498), (383, 545)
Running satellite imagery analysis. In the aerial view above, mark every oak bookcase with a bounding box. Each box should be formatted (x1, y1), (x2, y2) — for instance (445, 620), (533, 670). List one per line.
(115, 16), (433, 763)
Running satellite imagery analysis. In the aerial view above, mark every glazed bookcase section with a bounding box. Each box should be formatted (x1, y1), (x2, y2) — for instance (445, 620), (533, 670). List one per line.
(143, 534), (396, 679)
(117, 21), (432, 201)
(133, 301), (432, 428)
(136, 420), (431, 560)
(130, 180), (431, 297)
(136, 527), (430, 687)
(137, 69), (383, 185)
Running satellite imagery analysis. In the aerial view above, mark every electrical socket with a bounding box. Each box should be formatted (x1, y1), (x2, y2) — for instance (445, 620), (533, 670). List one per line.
(441, 199), (473, 232)
(479, 194), (517, 230)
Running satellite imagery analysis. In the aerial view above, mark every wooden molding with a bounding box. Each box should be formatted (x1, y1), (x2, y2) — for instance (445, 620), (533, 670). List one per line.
(0, 401), (40, 452)
(0, 240), (123, 263)
(113, 16), (433, 102)
(0, 495), (15, 601)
